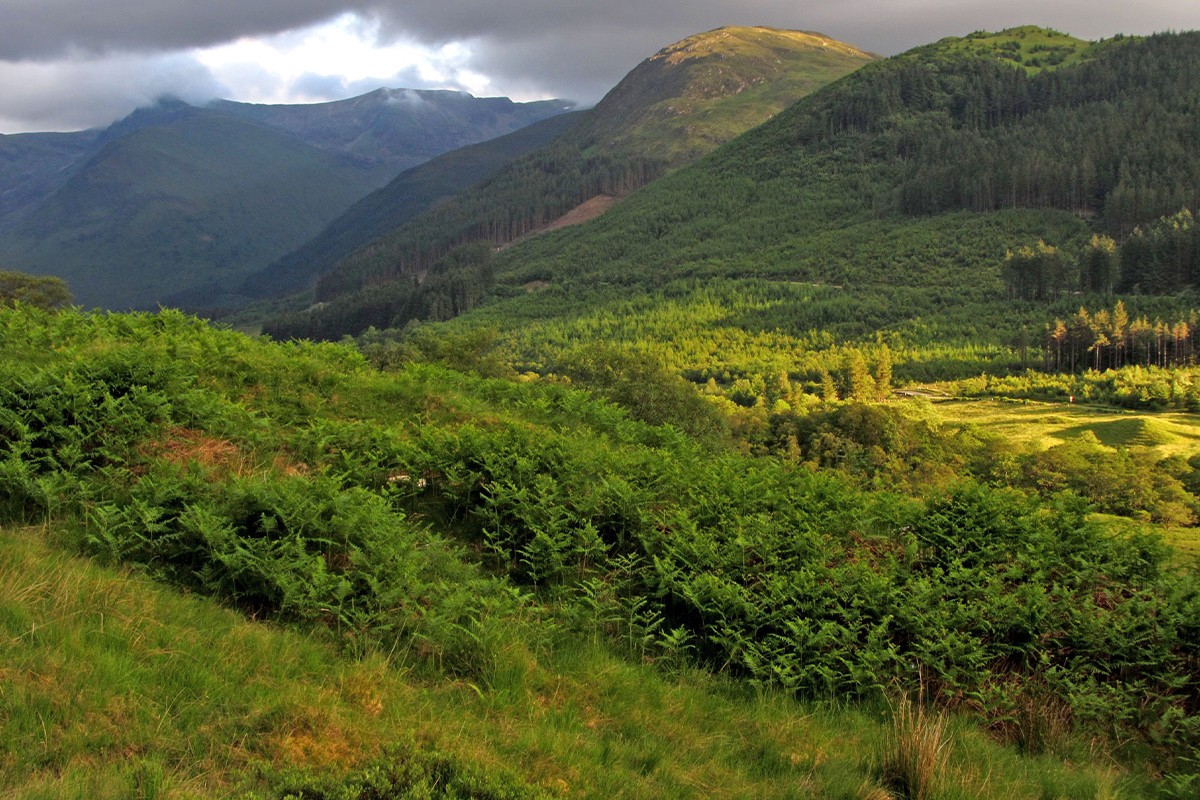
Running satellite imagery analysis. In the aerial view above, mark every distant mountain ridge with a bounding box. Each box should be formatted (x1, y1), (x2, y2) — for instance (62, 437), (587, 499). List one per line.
(0, 105), (382, 310)
(0, 90), (575, 309)
(211, 89), (575, 174)
(0, 129), (99, 233)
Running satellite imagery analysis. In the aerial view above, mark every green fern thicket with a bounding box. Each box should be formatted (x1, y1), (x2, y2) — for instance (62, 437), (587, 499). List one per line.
(1, 303), (1197, 798)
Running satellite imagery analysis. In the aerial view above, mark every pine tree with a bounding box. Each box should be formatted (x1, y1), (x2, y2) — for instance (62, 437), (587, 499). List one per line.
(874, 345), (894, 401)
(820, 368), (839, 402)
(1051, 319), (1068, 372)
(1111, 299), (1130, 367)
(1081, 234), (1118, 294)
(847, 350), (876, 402)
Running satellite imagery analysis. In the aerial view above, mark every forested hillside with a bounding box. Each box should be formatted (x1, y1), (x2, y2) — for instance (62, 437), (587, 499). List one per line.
(262, 27), (876, 335)
(241, 111), (584, 299)
(265, 29), (1200, 409)
(487, 28), (1200, 289)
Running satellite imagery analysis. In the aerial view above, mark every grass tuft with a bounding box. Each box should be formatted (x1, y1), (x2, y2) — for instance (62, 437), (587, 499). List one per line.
(879, 695), (952, 800)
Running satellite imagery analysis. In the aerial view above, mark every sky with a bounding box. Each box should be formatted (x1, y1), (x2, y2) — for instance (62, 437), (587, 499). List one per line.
(3, 1), (1200, 134)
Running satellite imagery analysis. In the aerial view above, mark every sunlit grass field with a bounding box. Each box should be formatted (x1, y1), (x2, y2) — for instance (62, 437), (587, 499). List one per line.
(927, 397), (1200, 458)
(918, 396), (1200, 564)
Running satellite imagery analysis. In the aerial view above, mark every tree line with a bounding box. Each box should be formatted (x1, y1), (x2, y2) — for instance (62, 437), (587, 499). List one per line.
(263, 243), (496, 342)
(807, 32), (1200, 231)
(1004, 208), (1200, 300)
(1040, 298), (1200, 374)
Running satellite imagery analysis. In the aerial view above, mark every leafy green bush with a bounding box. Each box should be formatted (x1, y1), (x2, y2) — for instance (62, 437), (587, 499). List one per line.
(0, 270), (72, 310)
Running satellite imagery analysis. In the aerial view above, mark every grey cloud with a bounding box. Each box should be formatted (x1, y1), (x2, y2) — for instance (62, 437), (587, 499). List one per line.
(364, 0), (1200, 103)
(371, 0), (794, 102)
(0, 53), (227, 132)
(0, 0), (359, 60)
(291, 72), (362, 99)
(290, 68), (454, 101)
(5, 0), (1200, 66)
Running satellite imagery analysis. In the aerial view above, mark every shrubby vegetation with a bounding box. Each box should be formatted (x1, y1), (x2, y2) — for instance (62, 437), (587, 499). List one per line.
(2, 304), (1197, 784)
(0, 269), (71, 309)
(763, 399), (1200, 524)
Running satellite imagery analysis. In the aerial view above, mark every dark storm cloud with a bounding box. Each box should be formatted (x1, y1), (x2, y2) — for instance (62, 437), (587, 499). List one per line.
(0, 0), (355, 59)
(3, 0), (1200, 131)
(369, 1), (813, 103)
(5, 0), (1200, 65)
(372, 0), (1200, 102)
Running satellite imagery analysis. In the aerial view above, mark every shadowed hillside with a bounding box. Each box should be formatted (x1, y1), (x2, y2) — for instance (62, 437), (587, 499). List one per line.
(0, 92), (575, 310)
(241, 111), (585, 299)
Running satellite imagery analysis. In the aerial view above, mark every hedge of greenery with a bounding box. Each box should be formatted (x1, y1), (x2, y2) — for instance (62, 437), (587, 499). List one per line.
(2, 305), (1197, 766)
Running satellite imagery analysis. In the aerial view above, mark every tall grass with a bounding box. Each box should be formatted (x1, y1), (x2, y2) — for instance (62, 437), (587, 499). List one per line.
(880, 695), (952, 800)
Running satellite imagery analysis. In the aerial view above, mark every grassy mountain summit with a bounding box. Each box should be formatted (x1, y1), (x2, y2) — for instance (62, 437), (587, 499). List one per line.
(265, 26), (876, 335)
(585, 26), (877, 164)
(930, 25), (1099, 72)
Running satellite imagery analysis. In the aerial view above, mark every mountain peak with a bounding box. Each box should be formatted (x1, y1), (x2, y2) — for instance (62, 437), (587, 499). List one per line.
(923, 25), (1096, 72)
(585, 26), (876, 163)
(650, 26), (876, 66)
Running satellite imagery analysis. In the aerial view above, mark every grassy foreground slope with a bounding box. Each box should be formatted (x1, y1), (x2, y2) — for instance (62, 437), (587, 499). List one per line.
(4, 524), (1150, 800)
(1, 304), (1198, 797)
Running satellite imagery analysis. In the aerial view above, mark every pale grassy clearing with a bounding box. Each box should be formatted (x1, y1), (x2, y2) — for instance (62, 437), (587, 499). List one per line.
(929, 397), (1200, 459)
(917, 397), (1200, 564)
